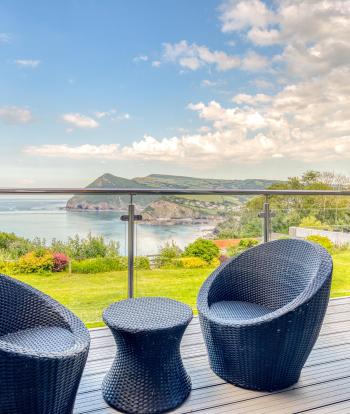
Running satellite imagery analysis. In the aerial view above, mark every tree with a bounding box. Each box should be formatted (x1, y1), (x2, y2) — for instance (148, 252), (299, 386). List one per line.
(183, 238), (219, 263)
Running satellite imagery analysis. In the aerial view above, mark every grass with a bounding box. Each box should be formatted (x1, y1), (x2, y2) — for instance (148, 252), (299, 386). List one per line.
(13, 268), (212, 328)
(11, 250), (350, 328)
(330, 250), (350, 297)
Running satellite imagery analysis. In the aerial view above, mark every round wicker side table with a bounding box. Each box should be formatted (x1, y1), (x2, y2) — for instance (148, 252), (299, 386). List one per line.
(102, 297), (193, 414)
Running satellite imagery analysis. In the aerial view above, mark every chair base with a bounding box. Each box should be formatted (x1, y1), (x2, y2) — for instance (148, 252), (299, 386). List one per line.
(211, 365), (300, 392)
(102, 385), (191, 414)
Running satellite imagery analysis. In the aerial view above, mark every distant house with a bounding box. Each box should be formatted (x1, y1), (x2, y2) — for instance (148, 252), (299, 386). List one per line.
(212, 239), (241, 250)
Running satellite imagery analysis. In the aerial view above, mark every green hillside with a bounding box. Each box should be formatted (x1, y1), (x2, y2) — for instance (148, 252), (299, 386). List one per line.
(66, 173), (156, 210)
(66, 173), (281, 212)
(134, 174), (279, 189)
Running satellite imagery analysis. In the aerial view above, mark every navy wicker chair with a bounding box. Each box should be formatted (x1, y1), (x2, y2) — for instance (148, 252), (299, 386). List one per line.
(197, 239), (332, 392)
(0, 273), (90, 414)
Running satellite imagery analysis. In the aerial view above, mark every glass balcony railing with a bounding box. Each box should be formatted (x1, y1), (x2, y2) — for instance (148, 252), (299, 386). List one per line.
(0, 187), (350, 325)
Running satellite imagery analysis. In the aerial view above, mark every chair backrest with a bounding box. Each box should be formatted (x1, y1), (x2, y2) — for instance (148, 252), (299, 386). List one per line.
(208, 239), (330, 310)
(0, 274), (69, 336)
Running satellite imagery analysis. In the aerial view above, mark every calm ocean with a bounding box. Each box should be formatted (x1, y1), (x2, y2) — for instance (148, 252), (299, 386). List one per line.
(0, 196), (209, 255)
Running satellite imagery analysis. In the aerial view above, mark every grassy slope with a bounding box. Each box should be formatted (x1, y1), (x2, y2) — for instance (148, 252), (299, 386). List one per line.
(12, 251), (350, 328)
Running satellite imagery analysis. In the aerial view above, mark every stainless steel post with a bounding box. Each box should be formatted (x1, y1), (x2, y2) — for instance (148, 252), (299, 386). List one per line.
(258, 196), (271, 243)
(263, 197), (271, 243)
(128, 196), (135, 298)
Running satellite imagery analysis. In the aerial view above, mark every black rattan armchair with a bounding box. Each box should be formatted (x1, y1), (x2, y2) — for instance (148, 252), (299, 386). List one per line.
(197, 239), (332, 391)
(0, 273), (90, 414)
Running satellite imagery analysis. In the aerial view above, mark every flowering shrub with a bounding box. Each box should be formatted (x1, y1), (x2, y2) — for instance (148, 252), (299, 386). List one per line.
(238, 238), (259, 249)
(17, 249), (54, 273)
(172, 256), (208, 269)
(306, 235), (334, 253)
(53, 252), (69, 272)
(0, 261), (17, 274)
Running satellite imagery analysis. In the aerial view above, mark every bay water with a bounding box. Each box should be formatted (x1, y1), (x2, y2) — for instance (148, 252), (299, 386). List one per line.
(0, 196), (209, 255)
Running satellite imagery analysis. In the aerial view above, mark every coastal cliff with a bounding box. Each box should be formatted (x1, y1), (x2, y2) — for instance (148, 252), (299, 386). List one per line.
(66, 173), (281, 222)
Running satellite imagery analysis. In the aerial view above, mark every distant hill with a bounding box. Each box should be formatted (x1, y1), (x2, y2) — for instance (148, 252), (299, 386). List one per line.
(134, 174), (277, 190)
(66, 173), (281, 219)
(66, 173), (156, 211)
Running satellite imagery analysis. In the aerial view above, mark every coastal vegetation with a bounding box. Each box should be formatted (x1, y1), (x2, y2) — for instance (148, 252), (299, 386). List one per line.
(9, 249), (350, 328)
(214, 171), (350, 239)
(1, 169), (350, 327)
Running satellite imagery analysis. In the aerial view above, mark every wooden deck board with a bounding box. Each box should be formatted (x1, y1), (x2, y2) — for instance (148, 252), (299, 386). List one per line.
(74, 297), (350, 414)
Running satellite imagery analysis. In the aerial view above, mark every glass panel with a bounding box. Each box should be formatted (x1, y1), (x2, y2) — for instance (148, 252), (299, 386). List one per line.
(133, 193), (263, 313)
(0, 194), (127, 328)
(270, 195), (350, 299)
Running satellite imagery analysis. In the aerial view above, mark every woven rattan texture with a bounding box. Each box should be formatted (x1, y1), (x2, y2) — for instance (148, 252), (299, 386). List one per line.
(0, 273), (90, 414)
(197, 239), (332, 392)
(210, 300), (272, 320)
(102, 297), (192, 414)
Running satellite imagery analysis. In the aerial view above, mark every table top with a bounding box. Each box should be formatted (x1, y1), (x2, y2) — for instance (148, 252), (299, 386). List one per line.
(103, 297), (193, 333)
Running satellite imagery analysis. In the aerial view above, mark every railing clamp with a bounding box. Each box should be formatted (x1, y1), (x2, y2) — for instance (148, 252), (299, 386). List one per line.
(120, 215), (142, 222)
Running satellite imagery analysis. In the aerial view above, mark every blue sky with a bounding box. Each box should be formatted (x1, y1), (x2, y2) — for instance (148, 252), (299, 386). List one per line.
(1, 0), (350, 186)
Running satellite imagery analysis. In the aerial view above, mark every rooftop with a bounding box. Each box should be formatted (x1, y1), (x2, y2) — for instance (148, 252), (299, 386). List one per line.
(75, 296), (350, 414)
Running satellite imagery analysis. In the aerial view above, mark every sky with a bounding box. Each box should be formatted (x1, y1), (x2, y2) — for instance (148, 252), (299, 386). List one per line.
(1, 0), (350, 187)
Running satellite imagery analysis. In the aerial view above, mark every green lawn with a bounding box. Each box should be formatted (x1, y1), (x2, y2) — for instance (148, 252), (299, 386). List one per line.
(330, 251), (350, 297)
(13, 268), (213, 328)
(12, 250), (350, 328)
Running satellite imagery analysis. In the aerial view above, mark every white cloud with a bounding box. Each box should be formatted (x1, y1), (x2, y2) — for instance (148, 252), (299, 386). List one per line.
(94, 110), (117, 119)
(94, 109), (130, 122)
(162, 40), (240, 72)
(233, 93), (271, 105)
(0, 33), (11, 43)
(22, 1), (350, 168)
(201, 79), (218, 87)
(161, 40), (272, 73)
(219, 0), (350, 79)
(0, 106), (33, 124)
(26, 65), (350, 164)
(251, 78), (274, 89)
(15, 59), (41, 68)
(152, 60), (162, 67)
(219, 0), (275, 32)
(241, 51), (269, 71)
(133, 55), (149, 63)
(25, 144), (120, 159)
(62, 113), (99, 129)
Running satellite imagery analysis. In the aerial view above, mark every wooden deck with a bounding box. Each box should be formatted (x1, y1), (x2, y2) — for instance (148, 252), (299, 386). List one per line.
(74, 297), (350, 414)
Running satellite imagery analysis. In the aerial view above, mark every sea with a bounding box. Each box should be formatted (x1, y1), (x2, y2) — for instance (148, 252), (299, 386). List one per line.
(0, 196), (211, 255)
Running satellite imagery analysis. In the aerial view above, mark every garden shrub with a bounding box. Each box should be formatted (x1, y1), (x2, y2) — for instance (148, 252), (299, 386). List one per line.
(17, 249), (54, 273)
(238, 238), (259, 249)
(172, 256), (208, 268)
(155, 241), (182, 268)
(183, 238), (219, 263)
(306, 235), (334, 253)
(210, 257), (220, 267)
(135, 256), (151, 270)
(0, 232), (32, 259)
(71, 257), (127, 274)
(52, 252), (69, 272)
(71, 256), (150, 273)
(0, 260), (17, 274)
(52, 233), (120, 260)
(227, 238), (259, 257)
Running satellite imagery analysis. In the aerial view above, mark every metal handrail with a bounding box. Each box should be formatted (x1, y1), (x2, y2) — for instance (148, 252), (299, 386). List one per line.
(1, 187), (350, 298)
(0, 188), (350, 196)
